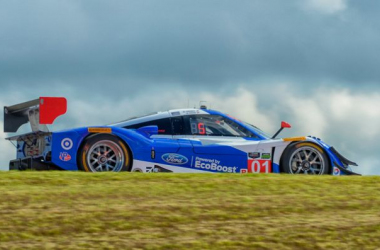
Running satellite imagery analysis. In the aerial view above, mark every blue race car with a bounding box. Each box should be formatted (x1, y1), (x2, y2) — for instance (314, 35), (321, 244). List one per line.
(4, 97), (359, 175)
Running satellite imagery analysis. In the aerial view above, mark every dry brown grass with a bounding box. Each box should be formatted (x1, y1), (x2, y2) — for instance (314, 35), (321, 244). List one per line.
(0, 172), (379, 249)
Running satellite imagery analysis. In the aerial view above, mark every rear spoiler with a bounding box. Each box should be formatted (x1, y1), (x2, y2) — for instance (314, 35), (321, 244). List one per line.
(4, 97), (67, 133)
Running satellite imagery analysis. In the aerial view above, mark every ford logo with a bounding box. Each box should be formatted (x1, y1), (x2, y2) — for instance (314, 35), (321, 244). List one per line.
(162, 153), (188, 165)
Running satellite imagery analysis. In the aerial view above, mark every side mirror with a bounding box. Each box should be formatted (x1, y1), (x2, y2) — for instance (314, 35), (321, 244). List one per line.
(137, 125), (158, 138)
(281, 121), (291, 129)
(272, 121), (292, 139)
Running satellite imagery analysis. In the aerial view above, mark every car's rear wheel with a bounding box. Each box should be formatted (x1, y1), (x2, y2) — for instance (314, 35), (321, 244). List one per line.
(78, 134), (131, 172)
(280, 142), (329, 175)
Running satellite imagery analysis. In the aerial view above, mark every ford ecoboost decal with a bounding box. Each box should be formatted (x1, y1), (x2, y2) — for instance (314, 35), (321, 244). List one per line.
(161, 153), (188, 165)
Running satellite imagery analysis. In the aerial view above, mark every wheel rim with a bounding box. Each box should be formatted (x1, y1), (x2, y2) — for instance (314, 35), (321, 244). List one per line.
(87, 140), (125, 172)
(288, 146), (325, 175)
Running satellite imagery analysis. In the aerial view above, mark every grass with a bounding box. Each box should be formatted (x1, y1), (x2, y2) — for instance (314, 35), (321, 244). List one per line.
(0, 172), (379, 250)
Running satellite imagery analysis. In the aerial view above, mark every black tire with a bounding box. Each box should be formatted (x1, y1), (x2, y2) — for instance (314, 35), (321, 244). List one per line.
(78, 134), (131, 172)
(280, 142), (330, 175)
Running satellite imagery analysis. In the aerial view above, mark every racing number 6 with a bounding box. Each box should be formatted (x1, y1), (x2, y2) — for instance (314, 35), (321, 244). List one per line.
(251, 160), (269, 173)
(191, 122), (206, 135)
(198, 122), (206, 135)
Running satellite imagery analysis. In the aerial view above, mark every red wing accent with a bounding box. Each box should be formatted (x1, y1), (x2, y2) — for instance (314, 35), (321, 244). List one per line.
(39, 97), (67, 124)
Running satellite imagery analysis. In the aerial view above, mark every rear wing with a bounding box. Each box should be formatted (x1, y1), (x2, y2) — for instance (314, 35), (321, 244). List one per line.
(4, 97), (67, 133)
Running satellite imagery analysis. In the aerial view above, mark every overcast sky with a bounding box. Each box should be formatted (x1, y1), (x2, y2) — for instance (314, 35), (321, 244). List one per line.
(1, 0), (379, 174)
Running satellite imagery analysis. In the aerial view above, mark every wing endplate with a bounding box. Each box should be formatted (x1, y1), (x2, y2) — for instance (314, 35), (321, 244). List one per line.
(4, 97), (67, 133)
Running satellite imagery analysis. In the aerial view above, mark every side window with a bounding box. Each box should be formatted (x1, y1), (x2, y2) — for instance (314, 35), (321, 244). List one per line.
(124, 118), (172, 135)
(172, 116), (184, 135)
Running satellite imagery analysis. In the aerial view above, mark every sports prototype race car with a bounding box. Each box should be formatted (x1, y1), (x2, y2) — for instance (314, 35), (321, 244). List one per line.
(4, 97), (359, 175)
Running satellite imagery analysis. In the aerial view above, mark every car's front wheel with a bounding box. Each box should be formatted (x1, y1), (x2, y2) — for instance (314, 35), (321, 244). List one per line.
(280, 142), (329, 175)
(78, 134), (131, 172)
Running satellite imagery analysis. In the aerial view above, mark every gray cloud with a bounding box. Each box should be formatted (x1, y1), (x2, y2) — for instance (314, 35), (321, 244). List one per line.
(1, 84), (379, 175)
(1, 0), (380, 90)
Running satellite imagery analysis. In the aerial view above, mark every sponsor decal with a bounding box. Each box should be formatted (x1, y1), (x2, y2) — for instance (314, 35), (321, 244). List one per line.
(59, 152), (71, 162)
(88, 127), (112, 133)
(261, 153), (271, 160)
(240, 169), (248, 174)
(162, 153), (188, 165)
(184, 110), (196, 115)
(153, 165), (173, 173)
(248, 159), (272, 173)
(194, 157), (237, 173)
(145, 166), (153, 173)
(333, 167), (341, 176)
(248, 152), (260, 159)
(61, 138), (73, 150)
(151, 148), (156, 159)
(171, 111), (180, 116)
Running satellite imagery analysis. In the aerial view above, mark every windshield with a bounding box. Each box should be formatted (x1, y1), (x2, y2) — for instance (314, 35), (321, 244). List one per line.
(242, 122), (271, 139)
(184, 115), (259, 138)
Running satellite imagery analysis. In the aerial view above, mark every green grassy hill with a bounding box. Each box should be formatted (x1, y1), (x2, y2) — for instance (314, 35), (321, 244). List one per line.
(0, 172), (379, 250)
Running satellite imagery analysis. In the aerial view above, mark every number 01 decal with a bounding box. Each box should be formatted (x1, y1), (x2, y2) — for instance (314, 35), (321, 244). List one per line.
(248, 159), (272, 173)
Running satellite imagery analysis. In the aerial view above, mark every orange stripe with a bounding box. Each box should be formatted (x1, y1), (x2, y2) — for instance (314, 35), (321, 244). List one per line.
(295, 142), (324, 153)
(283, 137), (306, 142)
(119, 141), (130, 167)
(82, 151), (90, 172)
(88, 128), (112, 133)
